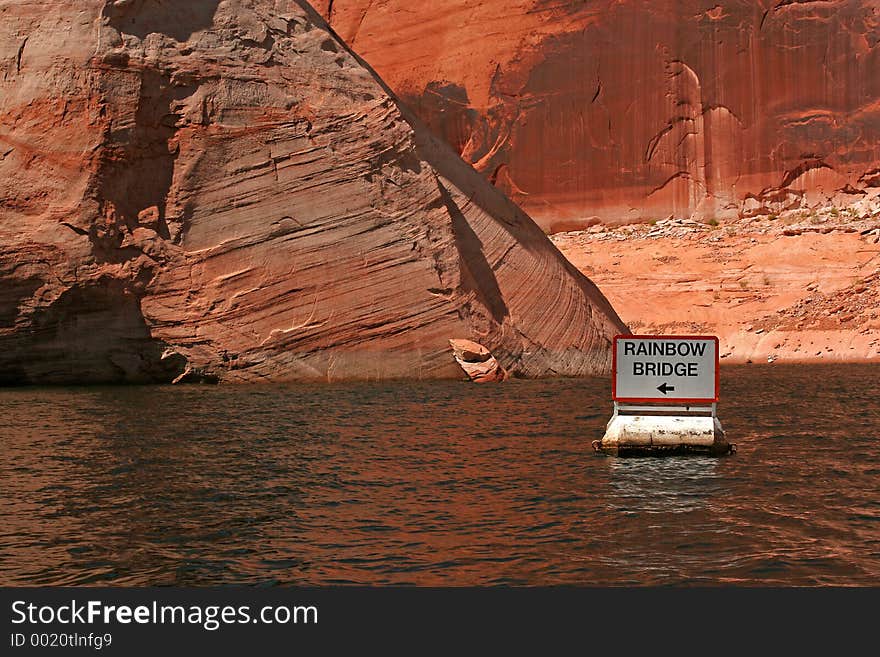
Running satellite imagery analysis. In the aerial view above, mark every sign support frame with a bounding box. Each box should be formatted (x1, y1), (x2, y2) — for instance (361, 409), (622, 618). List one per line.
(612, 401), (718, 418)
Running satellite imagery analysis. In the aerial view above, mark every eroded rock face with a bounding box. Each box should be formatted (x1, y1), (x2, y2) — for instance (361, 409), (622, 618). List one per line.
(317, 0), (880, 230)
(0, 0), (625, 384)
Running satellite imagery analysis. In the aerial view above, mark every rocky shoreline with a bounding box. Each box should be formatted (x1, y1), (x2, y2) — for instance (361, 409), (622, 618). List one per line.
(551, 204), (880, 365)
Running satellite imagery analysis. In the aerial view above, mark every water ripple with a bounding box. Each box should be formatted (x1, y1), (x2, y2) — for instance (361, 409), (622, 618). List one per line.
(1, 364), (878, 585)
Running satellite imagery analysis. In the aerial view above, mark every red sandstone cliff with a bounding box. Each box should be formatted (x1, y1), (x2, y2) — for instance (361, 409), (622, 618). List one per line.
(0, 0), (625, 384)
(316, 0), (880, 231)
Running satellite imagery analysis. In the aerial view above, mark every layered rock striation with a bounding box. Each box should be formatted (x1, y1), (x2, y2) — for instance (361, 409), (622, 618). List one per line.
(0, 0), (625, 384)
(317, 0), (880, 230)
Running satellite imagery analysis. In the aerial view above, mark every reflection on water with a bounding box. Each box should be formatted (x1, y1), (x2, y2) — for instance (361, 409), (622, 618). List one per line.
(607, 457), (721, 514)
(1, 364), (878, 586)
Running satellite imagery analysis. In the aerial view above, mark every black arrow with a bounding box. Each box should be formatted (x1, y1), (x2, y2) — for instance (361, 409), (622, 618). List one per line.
(657, 382), (675, 395)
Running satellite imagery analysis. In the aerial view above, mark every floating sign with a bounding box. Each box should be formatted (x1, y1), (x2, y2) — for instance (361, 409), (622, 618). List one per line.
(613, 335), (719, 403)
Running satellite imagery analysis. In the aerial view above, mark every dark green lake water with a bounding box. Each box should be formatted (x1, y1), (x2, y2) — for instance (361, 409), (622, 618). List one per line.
(1, 364), (878, 585)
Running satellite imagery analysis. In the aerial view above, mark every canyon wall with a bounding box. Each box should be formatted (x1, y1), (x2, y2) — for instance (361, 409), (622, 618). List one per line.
(316, 0), (880, 231)
(0, 0), (625, 384)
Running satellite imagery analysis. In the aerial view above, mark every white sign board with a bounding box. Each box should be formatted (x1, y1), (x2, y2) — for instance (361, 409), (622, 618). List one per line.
(613, 335), (719, 403)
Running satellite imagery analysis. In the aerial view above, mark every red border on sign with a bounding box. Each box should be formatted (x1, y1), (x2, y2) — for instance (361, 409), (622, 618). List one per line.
(612, 334), (720, 403)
